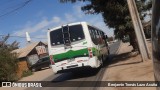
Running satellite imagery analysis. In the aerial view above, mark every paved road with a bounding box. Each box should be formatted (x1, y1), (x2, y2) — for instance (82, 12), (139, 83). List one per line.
(25, 41), (121, 90)
(109, 41), (121, 54)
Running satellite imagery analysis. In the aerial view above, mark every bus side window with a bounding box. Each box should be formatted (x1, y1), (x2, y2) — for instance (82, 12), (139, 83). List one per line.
(88, 27), (94, 41)
(97, 30), (103, 44)
(88, 26), (98, 45)
(95, 29), (101, 44)
(99, 31), (104, 44)
(100, 31), (104, 44)
(88, 27), (93, 40)
(92, 29), (97, 45)
(92, 28), (99, 45)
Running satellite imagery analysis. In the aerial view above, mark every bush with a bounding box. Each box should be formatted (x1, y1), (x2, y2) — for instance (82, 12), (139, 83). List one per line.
(0, 34), (19, 81)
(22, 70), (33, 77)
(0, 48), (19, 81)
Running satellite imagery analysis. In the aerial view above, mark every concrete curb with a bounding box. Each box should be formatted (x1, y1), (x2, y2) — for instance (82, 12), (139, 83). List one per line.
(115, 40), (122, 54)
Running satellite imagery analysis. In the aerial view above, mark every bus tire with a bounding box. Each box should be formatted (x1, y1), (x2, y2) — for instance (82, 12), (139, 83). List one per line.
(100, 56), (104, 67)
(108, 50), (110, 55)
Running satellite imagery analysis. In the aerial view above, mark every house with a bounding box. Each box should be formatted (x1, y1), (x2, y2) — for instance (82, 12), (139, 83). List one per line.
(12, 41), (48, 77)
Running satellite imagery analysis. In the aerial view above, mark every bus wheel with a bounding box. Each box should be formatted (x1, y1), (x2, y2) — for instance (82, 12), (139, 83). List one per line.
(108, 50), (110, 55)
(100, 56), (104, 67)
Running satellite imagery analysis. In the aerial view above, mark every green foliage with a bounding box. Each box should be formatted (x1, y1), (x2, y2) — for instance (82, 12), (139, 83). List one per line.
(81, 0), (151, 31)
(22, 70), (33, 77)
(60, 0), (152, 50)
(0, 34), (19, 81)
(60, 0), (151, 33)
(60, 0), (151, 32)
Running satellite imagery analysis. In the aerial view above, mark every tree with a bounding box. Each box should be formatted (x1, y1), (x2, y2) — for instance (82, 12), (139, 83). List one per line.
(0, 34), (19, 81)
(60, 0), (152, 51)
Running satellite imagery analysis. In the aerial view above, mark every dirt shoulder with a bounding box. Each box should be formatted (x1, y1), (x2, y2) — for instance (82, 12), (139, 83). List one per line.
(0, 68), (54, 90)
(101, 41), (155, 90)
(19, 68), (54, 81)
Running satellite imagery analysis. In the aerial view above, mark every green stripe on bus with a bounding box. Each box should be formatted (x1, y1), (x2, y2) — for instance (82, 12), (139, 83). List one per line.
(53, 48), (88, 62)
(52, 47), (99, 62)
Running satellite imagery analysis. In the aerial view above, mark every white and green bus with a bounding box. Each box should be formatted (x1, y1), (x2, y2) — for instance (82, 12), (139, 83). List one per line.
(47, 22), (110, 73)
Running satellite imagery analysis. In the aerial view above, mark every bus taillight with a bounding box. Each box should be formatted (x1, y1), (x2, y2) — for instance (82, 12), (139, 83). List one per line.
(50, 55), (55, 65)
(88, 48), (91, 51)
(89, 54), (93, 58)
(88, 48), (93, 58)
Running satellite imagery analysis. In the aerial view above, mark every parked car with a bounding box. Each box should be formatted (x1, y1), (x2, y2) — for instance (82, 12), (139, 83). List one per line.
(30, 56), (51, 72)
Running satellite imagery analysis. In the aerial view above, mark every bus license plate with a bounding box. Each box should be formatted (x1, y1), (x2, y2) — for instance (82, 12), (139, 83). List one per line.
(68, 58), (74, 63)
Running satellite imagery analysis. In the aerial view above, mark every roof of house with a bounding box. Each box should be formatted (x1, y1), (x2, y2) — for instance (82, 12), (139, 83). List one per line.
(12, 42), (41, 58)
(43, 42), (48, 46)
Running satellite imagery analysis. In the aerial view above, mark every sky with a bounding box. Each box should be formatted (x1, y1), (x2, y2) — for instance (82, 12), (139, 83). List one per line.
(0, 0), (114, 47)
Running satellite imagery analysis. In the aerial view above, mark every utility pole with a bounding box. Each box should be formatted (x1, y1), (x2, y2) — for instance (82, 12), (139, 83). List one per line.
(127, 0), (150, 61)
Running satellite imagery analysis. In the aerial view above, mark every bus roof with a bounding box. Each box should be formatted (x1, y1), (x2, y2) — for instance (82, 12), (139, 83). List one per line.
(48, 21), (104, 33)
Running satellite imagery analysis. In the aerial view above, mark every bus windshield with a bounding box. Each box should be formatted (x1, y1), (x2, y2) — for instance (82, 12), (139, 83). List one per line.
(50, 24), (85, 46)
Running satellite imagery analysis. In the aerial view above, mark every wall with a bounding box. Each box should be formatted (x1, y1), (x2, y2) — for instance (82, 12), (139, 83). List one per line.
(16, 58), (29, 78)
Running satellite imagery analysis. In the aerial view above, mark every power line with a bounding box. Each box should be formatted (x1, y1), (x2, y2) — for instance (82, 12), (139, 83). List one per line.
(0, 34), (47, 39)
(0, 0), (32, 18)
(0, 0), (15, 6)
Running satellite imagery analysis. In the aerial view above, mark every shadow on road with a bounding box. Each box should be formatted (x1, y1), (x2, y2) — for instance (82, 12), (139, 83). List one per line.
(108, 51), (142, 68)
(52, 67), (101, 82)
